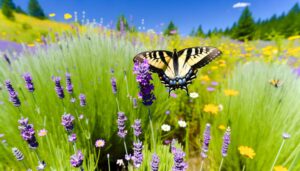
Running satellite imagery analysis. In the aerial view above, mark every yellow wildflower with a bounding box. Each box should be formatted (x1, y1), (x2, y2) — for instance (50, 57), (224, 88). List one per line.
(27, 44), (35, 47)
(211, 66), (218, 70)
(49, 13), (56, 17)
(200, 75), (210, 82)
(218, 124), (226, 130)
(238, 146), (256, 159)
(224, 89), (239, 96)
(273, 166), (288, 171)
(287, 35), (300, 41)
(64, 13), (72, 20)
(203, 104), (219, 115)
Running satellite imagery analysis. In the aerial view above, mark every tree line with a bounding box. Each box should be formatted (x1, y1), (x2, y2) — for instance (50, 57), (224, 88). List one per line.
(0, 0), (45, 20)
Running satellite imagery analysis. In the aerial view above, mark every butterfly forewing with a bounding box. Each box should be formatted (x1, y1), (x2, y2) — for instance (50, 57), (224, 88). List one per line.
(177, 46), (222, 69)
(133, 50), (173, 73)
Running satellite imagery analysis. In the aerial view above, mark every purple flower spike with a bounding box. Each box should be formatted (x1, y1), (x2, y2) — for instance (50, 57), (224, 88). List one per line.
(132, 119), (142, 137)
(5, 80), (21, 107)
(133, 98), (138, 108)
(132, 141), (143, 168)
(79, 94), (86, 107)
(201, 123), (211, 158)
(151, 153), (160, 171)
(70, 150), (84, 168)
(61, 114), (75, 132)
(133, 60), (156, 106)
(23, 73), (35, 92)
(111, 77), (117, 94)
(221, 127), (231, 157)
(117, 112), (127, 138)
(66, 73), (74, 94)
(68, 133), (77, 142)
(18, 117), (38, 148)
(54, 77), (64, 99)
(172, 149), (188, 171)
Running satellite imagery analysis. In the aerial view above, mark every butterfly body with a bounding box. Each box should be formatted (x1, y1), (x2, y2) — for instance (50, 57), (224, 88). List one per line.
(134, 47), (222, 94)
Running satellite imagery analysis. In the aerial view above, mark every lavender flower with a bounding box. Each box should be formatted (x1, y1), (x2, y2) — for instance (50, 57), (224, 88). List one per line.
(5, 80), (21, 107)
(201, 123), (211, 158)
(117, 112), (127, 138)
(70, 150), (84, 168)
(221, 127), (231, 157)
(23, 73), (35, 92)
(68, 133), (77, 142)
(151, 154), (160, 171)
(18, 117), (38, 148)
(132, 119), (142, 137)
(133, 98), (138, 108)
(132, 141), (143, 168)
(54, 77), (64, 99)
(65, 73), (73, 94)
(79, 94), (86, 107)
(172, 149), (188, 171)
(61, 114), (75, 132)
(133, 60), (156, 106)
(111, 77), (117, 94)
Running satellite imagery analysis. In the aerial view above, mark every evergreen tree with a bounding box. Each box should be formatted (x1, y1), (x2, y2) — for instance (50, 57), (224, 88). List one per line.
(195, 25), (205, 37)
(163, 21), (178, 36)
(15, 6), (26, 14)
(116, 15), (130, 32)
(0, 0), (15, 9)
(28, 0), (46, 19)
(1, 0), (15, 20)
(232, 7), (256, 41)
(190, 28), (196, 36)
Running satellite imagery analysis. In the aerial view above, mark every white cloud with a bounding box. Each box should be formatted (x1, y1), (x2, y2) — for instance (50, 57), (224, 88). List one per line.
(233, 2), (251, 8)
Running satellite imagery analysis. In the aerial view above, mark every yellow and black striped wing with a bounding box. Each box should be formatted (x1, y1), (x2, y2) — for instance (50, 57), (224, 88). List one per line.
(177, 46), (222, 70)
(133, 50), (173, 73)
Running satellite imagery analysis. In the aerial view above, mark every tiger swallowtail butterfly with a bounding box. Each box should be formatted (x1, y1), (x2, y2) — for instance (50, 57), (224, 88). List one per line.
(133, 46), (222, 94)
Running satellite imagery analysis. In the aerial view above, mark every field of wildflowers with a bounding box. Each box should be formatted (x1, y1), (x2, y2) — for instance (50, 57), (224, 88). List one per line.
(1, 26), (300, 171)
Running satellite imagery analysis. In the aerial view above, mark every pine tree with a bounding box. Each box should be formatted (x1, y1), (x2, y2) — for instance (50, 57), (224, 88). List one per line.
(2, 0), (15, 20)
(195, 25), (204, 37)
(0, 0), (15, 9)
(28, 0), (46, 19)
(232, 7), (256, 41)
(15, 6), (26, 14)
(163, 21), (178, 36)
(116, 15), (130, 32)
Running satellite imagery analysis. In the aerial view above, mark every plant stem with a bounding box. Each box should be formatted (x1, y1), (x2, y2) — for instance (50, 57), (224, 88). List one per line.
(95, 149), (101, 169)
(148, 107), (156, 151)
(107, 154), (111, 171)
(270, 140), (286, 171)
(200, 160), (204, 171)
(242, 165), (245, 171)
(218, 158), (224, 171)
(115, 96), (120, 111)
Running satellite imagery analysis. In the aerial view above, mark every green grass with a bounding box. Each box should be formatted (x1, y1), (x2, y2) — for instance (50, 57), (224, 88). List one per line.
(0, 29), (300, 170)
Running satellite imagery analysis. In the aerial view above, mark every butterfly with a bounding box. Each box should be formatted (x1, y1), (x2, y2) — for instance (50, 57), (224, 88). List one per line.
(269, 79), (283, 88)
(133, 46), (222, 94)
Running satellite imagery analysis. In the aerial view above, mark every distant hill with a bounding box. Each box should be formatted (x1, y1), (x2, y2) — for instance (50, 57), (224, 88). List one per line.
(0, 10), (74, 43)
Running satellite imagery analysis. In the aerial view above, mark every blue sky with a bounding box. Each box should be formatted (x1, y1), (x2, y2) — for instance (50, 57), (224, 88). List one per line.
(13, 0), (300, 35)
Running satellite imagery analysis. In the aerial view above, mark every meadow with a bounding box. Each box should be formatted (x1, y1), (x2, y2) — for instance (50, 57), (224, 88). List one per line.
(0, 26), (300, 171)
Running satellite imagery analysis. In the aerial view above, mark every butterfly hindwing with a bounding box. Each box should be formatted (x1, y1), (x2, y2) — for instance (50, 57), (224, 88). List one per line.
(133, 50), (173, 73)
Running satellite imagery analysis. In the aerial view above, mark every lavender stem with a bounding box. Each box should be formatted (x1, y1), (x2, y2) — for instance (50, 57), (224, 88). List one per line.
(200, 160), (204, 171)
(270, 140), (286, 171)
(148, 108), (156, 151)
(218, 158), (224, 171)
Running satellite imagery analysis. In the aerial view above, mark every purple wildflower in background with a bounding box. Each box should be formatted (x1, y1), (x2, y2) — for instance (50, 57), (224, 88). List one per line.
(117, 112), (127, 138)
(70, 150), (84, 168)
(65, 73), (74, 94)
(207, 87), (215, 92)
(172, 149), (188, 171)
(133, 98), (138, 108)
(111, 77), (117, 94)
(68, 133), (77, 142)
(5, 80), (21, 107)
(23, 73), (35, 92)
(54, 77), (64, 99)
(294, 67), (300, 77)
(61, 114), (75, 132)
(132, 119), (142, 137)
(211, 81), (219, 86)
(3, 54), (11, 65)
(201, 123), (211, 158)
(133, 59), (156, 106)
(18, 117), (38, 148)
(79, 94), (86, 107)
(151, 153), (160, 171)
(132, 141), (143, 168)
(221, 127), (231, 157)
